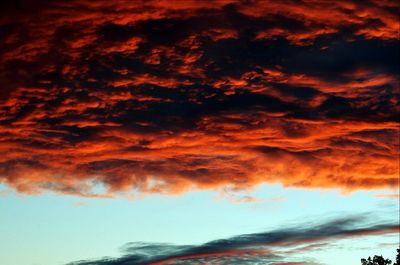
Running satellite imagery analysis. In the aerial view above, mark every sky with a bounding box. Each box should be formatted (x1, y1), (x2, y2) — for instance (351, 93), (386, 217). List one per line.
(0, 0), (399, 264)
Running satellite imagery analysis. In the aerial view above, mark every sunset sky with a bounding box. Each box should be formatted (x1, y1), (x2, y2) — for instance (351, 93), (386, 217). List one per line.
(0, 0), (399, 264)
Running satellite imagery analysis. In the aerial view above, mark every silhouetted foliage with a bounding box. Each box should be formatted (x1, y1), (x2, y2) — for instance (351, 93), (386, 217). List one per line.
(393, 248), (399, 265)
(361, 250), (400, 265)
(361, 255), (392, 265)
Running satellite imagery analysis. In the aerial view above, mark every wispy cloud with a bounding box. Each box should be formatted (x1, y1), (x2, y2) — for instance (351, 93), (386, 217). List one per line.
(66, 215), (399, 265)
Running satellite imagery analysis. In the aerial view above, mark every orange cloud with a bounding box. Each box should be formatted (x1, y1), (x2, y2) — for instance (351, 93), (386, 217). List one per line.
(0, 0), (398, 196)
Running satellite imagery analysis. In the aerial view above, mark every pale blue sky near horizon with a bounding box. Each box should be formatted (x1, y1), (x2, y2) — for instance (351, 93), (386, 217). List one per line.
(0, 183), (398, 265)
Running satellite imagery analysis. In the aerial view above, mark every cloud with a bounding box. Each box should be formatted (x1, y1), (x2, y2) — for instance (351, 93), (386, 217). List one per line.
(65, 215), (399, 265)
(0, 0), (399, 196)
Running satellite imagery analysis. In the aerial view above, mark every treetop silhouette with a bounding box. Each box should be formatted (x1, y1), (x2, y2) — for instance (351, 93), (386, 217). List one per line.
(361, 249), (399, 265)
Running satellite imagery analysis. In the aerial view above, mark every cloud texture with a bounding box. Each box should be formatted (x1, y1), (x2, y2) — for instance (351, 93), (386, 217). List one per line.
(66, 216), (399, 264)
(0, 0), (399, 196)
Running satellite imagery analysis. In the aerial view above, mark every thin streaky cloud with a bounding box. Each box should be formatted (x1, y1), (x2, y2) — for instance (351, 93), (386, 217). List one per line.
(66, 215), (399, 265)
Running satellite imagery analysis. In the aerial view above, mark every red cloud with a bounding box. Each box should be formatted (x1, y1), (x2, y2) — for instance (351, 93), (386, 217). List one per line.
(0, 0), (398, 196)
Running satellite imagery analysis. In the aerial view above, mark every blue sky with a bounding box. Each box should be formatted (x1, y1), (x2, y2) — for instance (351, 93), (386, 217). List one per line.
(1, 183), (398, 265)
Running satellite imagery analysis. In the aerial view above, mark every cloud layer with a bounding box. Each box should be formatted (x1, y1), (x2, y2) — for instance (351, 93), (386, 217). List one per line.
(0, 0), (399, 196)
(66, 216), (399, 264)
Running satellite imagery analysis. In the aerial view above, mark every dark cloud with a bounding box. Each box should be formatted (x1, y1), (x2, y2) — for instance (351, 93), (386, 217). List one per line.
(65, 216), (399, 265)
(0, 0), (399, 196)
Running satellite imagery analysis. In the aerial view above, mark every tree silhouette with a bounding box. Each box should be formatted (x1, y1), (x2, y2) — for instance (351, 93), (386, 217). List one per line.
(393, 248), (399, 265)
(361, 255), (392, 265)
(361, 249), (400, 265)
